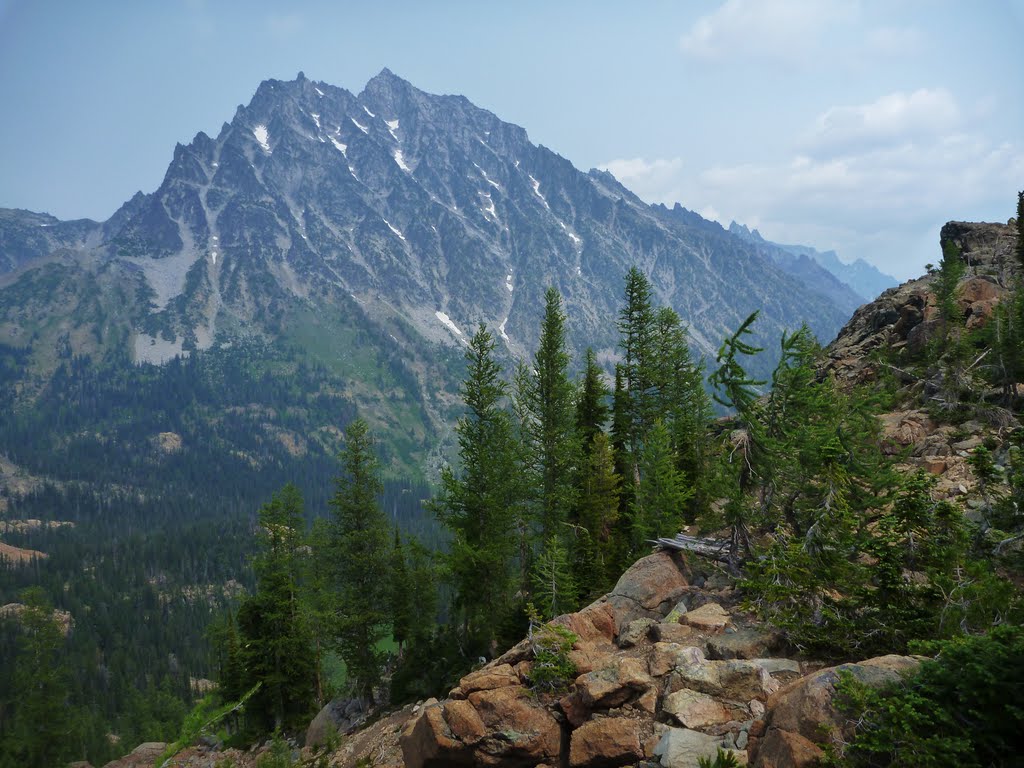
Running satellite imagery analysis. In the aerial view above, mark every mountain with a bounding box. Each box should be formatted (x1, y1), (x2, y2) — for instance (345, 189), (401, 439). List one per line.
(0, 70), (861, 488)
(729, 221), (898, 303)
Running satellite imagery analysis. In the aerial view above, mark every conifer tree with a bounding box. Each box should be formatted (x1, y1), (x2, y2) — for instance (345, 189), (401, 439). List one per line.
(516, 287), (579, 541)
(329, 418), (390, 700)
(389, 527), (414, 658)
(618, 267), (657, 451)
(632, 420), (693, 547)
(236, 484), (315, 732)
(6, 589), (81, 768)
(531, 535), (578, 620)
(708, 311), (765, 561)
(574, 431), (621, 594)
(576, 347), (610, 458)
(433, 325), (521, 653)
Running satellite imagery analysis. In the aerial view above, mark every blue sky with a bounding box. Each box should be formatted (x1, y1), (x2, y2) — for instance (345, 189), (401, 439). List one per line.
(0, 1), (1021, 279)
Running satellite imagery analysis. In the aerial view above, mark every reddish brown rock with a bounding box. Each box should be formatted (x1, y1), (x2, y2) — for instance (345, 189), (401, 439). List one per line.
(575, 656), (653, 709)
(652, 622), (695, 644)
(443, 699), (487, 744)
(458, 663), (520, 694)
(468, 685), (562, 764)
(682, 602), (730, 632)
(752, 728), (824, 768)
(766, 656), (919, 746)
(558, 600), (617, 644)
(400, 703), (473, 768)
(569, 717), (643, 767)
(606, 551), (691, 633)
(663, 688), (732, 729)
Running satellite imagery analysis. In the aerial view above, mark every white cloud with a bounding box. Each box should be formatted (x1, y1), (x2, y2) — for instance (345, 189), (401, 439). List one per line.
(679, 0), (857, 64)
(600, 157), (686, 202)
(805, 88), (960, 155)
(599, 97), (1024, 280)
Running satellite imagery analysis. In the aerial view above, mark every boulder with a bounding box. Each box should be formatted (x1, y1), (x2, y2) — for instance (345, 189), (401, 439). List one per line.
(671, 659), (778, 702)
(682, 602), (730, 632)
(650, 643), (705, 678)
(766, 655), (920, 746)
(752, 728), (824, 768)
(306, 699), (344, 749)
(707, 629), (781, 660)
(565, 659), (651, 724)
(468, 685), (562, 764)
(617, 617), (657, 647)
(400, 701), (474, 768)
(558, 600), (617, 644)
(653, 622), (695, 644)
(663, 688), (732, 729)
(458, 663), (520, 694)
(443, 699), (487, 744)
(652, 727), (723, 768)
(607, 551), (690, 633)
(569, 716), (644, 767)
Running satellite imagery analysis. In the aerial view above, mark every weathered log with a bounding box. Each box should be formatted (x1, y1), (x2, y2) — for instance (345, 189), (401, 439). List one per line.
(650, 534), (731, 562)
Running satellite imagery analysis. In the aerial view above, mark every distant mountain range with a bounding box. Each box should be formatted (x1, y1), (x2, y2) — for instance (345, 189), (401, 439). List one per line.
(0, 69), (876, 485)
(728, 221), (898, 303)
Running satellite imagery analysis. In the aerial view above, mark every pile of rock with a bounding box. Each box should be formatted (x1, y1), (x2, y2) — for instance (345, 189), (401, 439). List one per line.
(399, 550), (919, 767)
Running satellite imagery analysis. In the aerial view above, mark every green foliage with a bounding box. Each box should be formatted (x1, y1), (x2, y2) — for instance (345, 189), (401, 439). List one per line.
(432, 324), (524, 654)
(255, 734), (298, 768)
(698, 749), (743, 768)
(1, 588), (83, 768)
(830, 626), (1024, 767)
(632, 419), (692, 548)
(156, 684), (261, 768)
(525, 605), (578, 693)
(531, 536), (578, 620)
(573, 430), (621, 597)
(237, 485), (316, 733)
(328, 418), (390, 700)
(709, 310), (765, 413)
(516, 287), (579, 542)
(1016, 189), (1024, 269)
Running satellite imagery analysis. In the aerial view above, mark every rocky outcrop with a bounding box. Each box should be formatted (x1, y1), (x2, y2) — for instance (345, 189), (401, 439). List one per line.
(396, 548), (925, 768)
(824, 220), (1018, 387)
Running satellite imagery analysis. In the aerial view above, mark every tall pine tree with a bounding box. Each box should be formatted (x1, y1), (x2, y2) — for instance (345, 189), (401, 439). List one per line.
(329, 419), (390, 700)
(432, 325), (521, 654)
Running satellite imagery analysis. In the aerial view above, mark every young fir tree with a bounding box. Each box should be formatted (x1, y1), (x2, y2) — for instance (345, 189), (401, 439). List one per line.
(531, 535), (579, 620)
(708, 311), (766, 561)
(236, 483), (316, 733)
(432, 325), (521, 653)
(650, 306), (713, 520)
(632, 420), (692, 548)
(515, 287), (579, 542)
(576, 347), (611, 458)
(617, 267), (657, 454)
(389, 527), (414, 658)
(574, 431), (621, 595)
(329, 418), (390, 701)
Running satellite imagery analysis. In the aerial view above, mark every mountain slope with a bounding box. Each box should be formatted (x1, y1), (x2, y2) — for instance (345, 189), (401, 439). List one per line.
(729, 221), (898, 303)
(0, 70), (862, 487)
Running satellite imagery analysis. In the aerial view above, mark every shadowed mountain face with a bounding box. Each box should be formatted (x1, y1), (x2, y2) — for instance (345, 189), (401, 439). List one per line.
(0, 70), (860, 467)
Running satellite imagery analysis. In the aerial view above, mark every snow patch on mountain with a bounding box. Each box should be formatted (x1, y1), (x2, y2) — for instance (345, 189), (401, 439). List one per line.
(383, 219), (406, 241)
(351, 118), (369, 134)
(252, 125), (271, 153)
(435, 311), (463, 337)
(394, 150), (411, 172)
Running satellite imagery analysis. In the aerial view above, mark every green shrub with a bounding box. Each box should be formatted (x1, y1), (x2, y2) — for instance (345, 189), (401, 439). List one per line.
(829, 625), (1024, 767)
(525, 605), (578, 693)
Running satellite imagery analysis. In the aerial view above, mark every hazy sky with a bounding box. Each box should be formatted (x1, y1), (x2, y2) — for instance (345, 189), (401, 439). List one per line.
(1, 1), (1022, 279)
